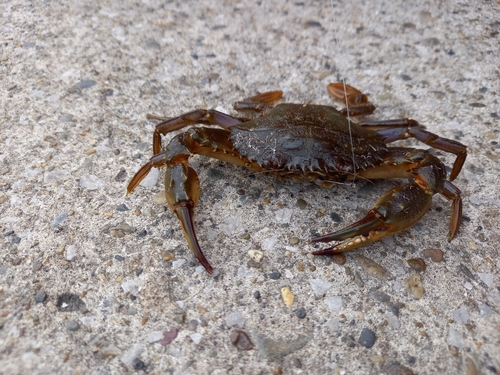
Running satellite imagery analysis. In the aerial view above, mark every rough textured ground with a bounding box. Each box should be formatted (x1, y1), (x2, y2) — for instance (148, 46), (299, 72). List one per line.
(0, 1), (499, 374)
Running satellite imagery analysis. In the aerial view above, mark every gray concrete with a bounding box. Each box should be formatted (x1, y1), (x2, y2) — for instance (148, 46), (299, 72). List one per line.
(0, 0), (499, 374)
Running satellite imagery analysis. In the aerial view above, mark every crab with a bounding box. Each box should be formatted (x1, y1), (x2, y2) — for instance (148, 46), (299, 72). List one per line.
(127, 83), (466, 274)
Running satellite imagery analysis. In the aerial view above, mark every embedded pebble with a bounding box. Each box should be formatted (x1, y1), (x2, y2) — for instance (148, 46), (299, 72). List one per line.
(370, 355), (385, 365)
(478, 304), (493, 318)
(153, 192), (167, 205)
(230, 330), (254, 350)
(116, 204), (129, 211)
(268, 271), (281, 280)
(407, 258), (427, 272)
(80, 316), (96, 326)
(357, 255), (388, 279)
(405, 273), (424, 299)
(295, 307), (306, 319)
(59, 113), (74, 122)
(281, 287), (294, 307)
(331, 254), (347, 265)
(369, 290), (391, 303)
(275, 208), (293, 224)
(76, 79), (96, 89)
(252, 331), (312, 361)
(172, 259), (187, 270)
(477, 272), (493, 287)
(262, 237), (279, 251)
(289, 237), (300, 245)
(160, 328), (178, 346)
(65, 245), (78, 261)
(67, 320), (80, 331)
(358, 328), (376, 348)
(44, 169), (69, 184)
(120, 343), (144, 366)
(190, 333), (202, 344)
(35, 291), (47, 303)
(50, 212), (68, 229)
(423, 248), (444, 262)
(79, 174), (106, 190)
(309, 278), (332, 297)
(452, 306), (469, 324)
(225, 311), (244, 328)
(447, 327), (465, 348)
(324, 296), (343, 311)
(121, 280), (139, 296)
(248, 250), (264, 263)
(147, 331), (163, 343)
(383, 363), (415, 375)
(296, 199), (308, 209)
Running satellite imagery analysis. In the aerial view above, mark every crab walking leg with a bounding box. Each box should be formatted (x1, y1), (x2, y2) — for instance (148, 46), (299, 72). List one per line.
(126, 151), (167, 195)
(312, 149), (462, 255)
(233, 90), (283, 113)
(327, 83), (376, 117)
(152, 109), (245, 154)
(359, 119), (467, 181)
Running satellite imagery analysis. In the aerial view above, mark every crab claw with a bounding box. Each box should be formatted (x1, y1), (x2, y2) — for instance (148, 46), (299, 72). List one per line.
(165, 163), (214, 274)
(311, 182), (433, 255)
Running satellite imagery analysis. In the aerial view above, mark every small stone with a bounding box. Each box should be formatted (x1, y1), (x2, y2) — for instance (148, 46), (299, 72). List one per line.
(268, 271), (281, 280)
(230, 330), (254, 350)
(59, 113), (74, 122)
(253, 291), (261, 299)
(295, 307), (306, 319)
(324, 296), (343, 311)
(127, 308), (137, 316)
(447, 327), (465, 348)
(190, 333), (202, 344)
(114, 255), (125, 261)
(289, 237), (300, 245)
(67, 320), (80, 331)
(405, 273), (424, 299)
(452, 306), (469, 324)
(252, 331), (312, 361)
(248, 250), (264, 263)
(357, 255), (388, 279)
(359, 328), (376, 348)
(153, 191), (167, 205)
(275, 208), (293, 224)
(309, 278), (332, 297)
(116, 204), (129, 212)
(407, 258), (427, 272)
(383, 363), (415, 375)
(464, 357), (478, 375)
(120, 344), (144, 366)
(281, 287), (294, 307)
(66, 245), (78, 261)
(160, 328), (178, 346)
(370, 355), (385, 365)
(147, 331), (163, 343)
(35, 291), (46, 303)
(50, 212), (68, 229)
(478, 304), (493, 318)
(79, 174), (106, 190)
(423, 248), (444, 262)
(296, 262), (305, 272)
(296, 199), (308, 209)
(225, 311), (244, 328)
(161, 250), (175, 262)
(369, 290), (391, 303)
(76, 80), (96, 89)
(331, 254), (346, 265)
(477, 272), (493, 287)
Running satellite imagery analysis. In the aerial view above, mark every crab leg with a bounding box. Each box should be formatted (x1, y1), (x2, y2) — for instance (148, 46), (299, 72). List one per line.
(359, 118), (467, 181)
(312, 149), (462, 255)
(152, 109), (245, 154)
(327, 82), (376, 116)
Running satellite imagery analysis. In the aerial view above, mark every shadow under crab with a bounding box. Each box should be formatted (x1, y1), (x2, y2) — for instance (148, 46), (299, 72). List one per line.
(127, 83), (467, 274)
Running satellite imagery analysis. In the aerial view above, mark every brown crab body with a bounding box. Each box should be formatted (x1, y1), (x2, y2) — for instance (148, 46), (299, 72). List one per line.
(127, 83), (467, 274)
(230, 103), (388, 184)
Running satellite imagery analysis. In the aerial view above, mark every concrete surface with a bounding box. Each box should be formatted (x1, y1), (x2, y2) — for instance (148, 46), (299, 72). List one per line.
(0, 0), (499, 374)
